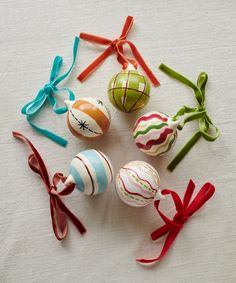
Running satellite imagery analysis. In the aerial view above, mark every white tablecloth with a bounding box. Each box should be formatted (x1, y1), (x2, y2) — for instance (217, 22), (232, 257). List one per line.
(1, 0), (236, 282)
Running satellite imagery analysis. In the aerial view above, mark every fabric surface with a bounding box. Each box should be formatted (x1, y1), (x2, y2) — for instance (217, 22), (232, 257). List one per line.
(0, 0), (236, 282)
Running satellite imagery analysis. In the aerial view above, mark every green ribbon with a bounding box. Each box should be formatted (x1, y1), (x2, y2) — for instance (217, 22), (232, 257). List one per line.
(159, 64), (219, 172)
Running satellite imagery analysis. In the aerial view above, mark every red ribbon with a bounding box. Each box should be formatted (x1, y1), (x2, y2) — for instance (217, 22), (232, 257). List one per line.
(77, 16), (160, 86)
(12, 131), (86, 241)
(136, 180), (215, 265)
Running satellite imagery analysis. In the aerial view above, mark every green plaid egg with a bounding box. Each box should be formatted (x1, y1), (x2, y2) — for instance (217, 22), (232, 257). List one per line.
(108, 69), (150, 112)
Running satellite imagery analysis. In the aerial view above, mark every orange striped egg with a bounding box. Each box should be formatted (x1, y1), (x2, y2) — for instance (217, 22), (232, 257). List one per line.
(65, 98), (111, 140)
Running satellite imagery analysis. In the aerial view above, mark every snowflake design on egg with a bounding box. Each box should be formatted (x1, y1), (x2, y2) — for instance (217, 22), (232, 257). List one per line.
(69, 109), (102, 135)
(78, 120), (89, 130)
(97, 100), (104, 106)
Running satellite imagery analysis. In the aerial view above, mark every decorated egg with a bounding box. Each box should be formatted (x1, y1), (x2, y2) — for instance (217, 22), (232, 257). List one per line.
(108, 65), (150, 113)
(65, 149), (113, 195)
(65, 97), (111, 140)
(116, 161), (163, 207)
(133, 111), (180, 156)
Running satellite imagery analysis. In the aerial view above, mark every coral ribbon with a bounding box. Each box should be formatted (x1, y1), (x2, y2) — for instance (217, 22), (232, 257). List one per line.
(77, 16), (159, 86)
(21, 37), (79, 147)
(159, 64), (219, 171)
(12, 131), (86, 241)
(136, 180), (215, 265)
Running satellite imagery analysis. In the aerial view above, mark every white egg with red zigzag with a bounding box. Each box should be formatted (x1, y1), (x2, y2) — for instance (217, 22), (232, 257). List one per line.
(133, 111), (180, 156)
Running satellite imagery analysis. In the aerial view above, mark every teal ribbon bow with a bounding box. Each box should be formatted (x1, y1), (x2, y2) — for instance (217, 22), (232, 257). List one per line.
(21, 37), (79, 146)
(159, 64), (219, 171)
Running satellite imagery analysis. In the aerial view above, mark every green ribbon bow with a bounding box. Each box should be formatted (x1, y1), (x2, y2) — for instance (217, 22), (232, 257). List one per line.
(159, 64), (219, 172)
(21, 37), (79, 147)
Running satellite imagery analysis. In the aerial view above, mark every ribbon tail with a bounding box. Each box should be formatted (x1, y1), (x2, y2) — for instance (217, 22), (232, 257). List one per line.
(77, 46), (114, 82)
(136, 231), (179, 265)
(159, 63), (205, 105)
(151, 224), (170, 240)
(26, 115), (68, 147)
(54, 36), (80, 84)
(159, 64), (198, 91)
(167, 131), (202, 172)
(119, 16), (134, 38)
(80, 33), (112, 45)
(128, 41), (160, 86)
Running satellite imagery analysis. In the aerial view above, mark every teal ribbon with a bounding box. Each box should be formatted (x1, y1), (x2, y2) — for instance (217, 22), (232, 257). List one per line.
(159, 64), (219, 172)
(21, 37), (79, 146)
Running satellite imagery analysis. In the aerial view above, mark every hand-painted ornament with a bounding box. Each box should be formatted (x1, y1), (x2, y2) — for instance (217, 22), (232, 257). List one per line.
(133, 111), (180, 156)
(108, 65), (151, 112)
(77, 16), (160, 104)
(65, 149), (113, 195)
(65, 97), (111, 140)
(116, 161), (163, 207)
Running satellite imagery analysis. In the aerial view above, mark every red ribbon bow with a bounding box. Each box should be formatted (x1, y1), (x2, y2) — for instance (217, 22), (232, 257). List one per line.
(77, 16), (160, 86)
(137, 180), (215, 265)
(12, 132), (86, 241)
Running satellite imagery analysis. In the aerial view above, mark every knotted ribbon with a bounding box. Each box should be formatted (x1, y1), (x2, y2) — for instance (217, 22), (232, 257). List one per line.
(12, 131), (86, 241)
(137, 180), (215, 265)
(77, 16), (159, 86)
(159, 64), (219, 171)
(21, 37), (79, 147)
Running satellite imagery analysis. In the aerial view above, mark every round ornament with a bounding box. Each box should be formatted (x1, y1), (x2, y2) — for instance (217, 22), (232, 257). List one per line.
(65, 97), (111, 140)
(116, 161), (163, 207)
(108, 66), (151, 113)
(65, 149), (113, 195)
(133, 111), (179, 156)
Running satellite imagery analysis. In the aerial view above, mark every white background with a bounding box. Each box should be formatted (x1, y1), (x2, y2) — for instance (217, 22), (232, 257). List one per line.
(0, 0), (236, 282)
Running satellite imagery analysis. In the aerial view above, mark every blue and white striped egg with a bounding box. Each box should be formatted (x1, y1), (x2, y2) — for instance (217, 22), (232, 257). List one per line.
(65, 149), (113, 195)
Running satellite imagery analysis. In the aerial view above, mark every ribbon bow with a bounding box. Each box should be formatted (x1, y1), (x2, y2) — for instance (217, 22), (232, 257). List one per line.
(77, 16), (159, 86)
(137, 180), (215, 265)
(21, 37), (79, 147)
(159, 64), (219, 171)
(12, 131), (86, 241)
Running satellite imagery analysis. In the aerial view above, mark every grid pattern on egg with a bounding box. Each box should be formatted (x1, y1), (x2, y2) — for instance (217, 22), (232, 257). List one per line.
(108, 69), (150, 112)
